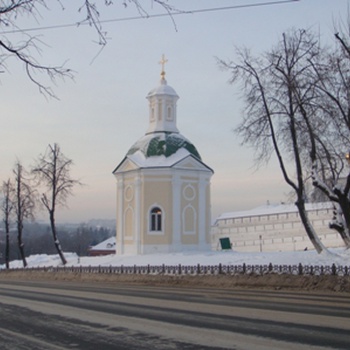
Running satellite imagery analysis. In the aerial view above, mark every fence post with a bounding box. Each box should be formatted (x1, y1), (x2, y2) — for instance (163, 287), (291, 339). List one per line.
(298, 263), (303, 275)
(179, 264), (181, 275)
(332, 263), (337, 276)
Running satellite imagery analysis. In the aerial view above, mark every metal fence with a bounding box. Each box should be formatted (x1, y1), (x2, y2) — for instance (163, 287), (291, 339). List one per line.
(2, 263), (350, 276)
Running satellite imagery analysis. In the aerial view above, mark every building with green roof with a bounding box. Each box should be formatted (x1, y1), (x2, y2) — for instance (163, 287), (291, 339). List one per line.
(113, 58), (213, 254)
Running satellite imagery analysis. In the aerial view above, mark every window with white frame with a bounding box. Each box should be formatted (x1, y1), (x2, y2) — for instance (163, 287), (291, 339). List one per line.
(150, 207), (162, 232)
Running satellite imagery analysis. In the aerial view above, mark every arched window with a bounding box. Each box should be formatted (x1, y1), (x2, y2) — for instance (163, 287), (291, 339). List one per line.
(150, 207), (162, 231)
(167, 106), (172, 120)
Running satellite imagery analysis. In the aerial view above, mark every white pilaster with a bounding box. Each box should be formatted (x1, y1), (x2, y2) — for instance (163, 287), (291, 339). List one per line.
(134, 175), (142, 254)
(198, 174), (209, 247)
(172, 173), (182, 251)
(117, 177), (124, 254)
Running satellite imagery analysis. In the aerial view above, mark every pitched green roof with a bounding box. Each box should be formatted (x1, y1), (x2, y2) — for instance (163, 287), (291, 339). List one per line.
(127, 132), (201, 160)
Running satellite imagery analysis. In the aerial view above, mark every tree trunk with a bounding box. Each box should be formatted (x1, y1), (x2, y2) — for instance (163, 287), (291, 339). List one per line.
(333, 189), (350, 247)
(329, 203), (350, 248)
(295, 200), (326, 253)
(5, 223), (10, 269)
(49, 210), (67, 265)
(17, 222), (27, 267)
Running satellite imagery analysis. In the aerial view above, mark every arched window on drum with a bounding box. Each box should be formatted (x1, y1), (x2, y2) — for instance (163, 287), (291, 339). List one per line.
(150, 207), (162, 231)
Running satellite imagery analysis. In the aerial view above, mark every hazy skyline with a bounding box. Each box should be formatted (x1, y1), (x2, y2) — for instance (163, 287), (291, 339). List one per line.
(0, 0), (347, 223)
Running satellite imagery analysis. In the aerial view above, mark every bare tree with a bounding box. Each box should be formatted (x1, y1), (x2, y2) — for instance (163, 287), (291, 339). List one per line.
(1, 179), (14, 269)
(32, 143), (81, 265)
(0, 1), (178, 97)
(218, 29), (328, 253)
(12, 161), (35, 267)
(308, 45), (350, 247)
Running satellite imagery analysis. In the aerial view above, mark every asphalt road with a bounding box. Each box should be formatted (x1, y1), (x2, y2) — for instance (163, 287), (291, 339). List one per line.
(0, 279), (349, 349)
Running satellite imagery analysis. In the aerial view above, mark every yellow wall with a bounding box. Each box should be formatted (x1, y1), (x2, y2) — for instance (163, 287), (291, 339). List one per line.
(142, 176), (173, 245)
(115, 160), (213, 253)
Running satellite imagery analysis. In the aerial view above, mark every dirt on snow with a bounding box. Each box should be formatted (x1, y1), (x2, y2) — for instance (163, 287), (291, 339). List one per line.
(1, 270), (350, 293)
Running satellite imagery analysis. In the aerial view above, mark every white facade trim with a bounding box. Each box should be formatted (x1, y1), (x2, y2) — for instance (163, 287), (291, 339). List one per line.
(123, 205), (134, 241)
(182, 204), (197, 235)
(172, 173), (181, 249)
(117, 178), (124, 254)
(134, 175), (141, 254)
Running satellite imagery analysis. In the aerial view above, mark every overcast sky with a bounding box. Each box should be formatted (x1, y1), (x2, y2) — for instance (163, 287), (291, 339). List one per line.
(0, 0), (348, 223)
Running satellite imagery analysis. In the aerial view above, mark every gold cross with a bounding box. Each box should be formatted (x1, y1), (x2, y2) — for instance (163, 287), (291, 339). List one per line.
(159, 54), (168, 78)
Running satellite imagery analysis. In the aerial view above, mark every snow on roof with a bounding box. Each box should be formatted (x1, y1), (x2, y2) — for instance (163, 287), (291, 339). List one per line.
(89, 236), (116, 251)
(128, 147), (195, 168)
(127, 132), (201, 160)
(113, 136), (213, 174)
(147, 79), (178, 97)
(216, 202), (334, 221)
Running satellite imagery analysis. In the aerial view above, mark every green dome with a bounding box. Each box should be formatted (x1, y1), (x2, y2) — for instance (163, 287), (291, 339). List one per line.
(127, 132), (201, 160)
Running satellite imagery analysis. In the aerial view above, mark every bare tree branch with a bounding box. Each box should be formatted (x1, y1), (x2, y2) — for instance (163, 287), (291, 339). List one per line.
(32, 143), (82, 265)
(1, 179), (15, 269)
(12, 160), (36, 267)
(0, 1), (179, 97)
(218, 29), (330, 253)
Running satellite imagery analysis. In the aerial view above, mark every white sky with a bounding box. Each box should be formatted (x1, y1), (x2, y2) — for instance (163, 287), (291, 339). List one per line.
(0, 0), (348, 223)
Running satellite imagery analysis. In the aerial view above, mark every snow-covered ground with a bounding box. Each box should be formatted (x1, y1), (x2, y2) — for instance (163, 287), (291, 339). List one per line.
(3, 247), (350, 269)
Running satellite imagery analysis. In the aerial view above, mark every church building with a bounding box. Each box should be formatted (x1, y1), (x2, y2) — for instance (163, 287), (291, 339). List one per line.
(113, 58), (213, 254)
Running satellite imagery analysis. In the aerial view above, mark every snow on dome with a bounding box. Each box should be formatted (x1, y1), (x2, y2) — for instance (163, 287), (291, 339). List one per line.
(147, 78), (178, 98)
(127, 132), (201, 160)
(129, 147), (194, 168)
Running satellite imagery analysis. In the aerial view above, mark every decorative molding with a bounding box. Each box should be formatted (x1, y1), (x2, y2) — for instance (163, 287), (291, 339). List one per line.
(182, 204), (197, 235)
(124, 185), (134, 202)
(183, 184), (196, 201)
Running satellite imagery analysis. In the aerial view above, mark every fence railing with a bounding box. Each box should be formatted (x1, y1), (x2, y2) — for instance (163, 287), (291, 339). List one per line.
(2, 263), (350, 276)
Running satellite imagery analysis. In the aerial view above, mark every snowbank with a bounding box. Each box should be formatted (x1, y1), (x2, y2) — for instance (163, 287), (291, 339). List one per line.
(3, 248), (350, 269)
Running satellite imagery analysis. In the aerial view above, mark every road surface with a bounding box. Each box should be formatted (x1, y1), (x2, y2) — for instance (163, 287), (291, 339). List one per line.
(0, 279), (349, 349)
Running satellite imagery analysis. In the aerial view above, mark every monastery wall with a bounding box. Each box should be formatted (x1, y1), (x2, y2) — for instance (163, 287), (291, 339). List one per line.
(211, 204), (345, 253)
